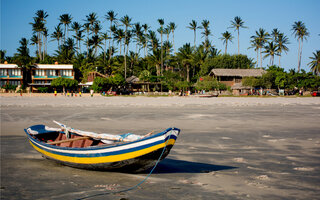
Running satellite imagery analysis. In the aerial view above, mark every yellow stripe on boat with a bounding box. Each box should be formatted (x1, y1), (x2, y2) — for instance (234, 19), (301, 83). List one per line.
(30, 139), (176, 164)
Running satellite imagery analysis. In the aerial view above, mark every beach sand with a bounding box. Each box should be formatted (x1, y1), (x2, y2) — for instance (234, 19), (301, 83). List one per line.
(1, 95), (320, 199)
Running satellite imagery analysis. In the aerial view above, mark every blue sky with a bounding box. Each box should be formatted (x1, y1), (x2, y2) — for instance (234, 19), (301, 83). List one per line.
(1, 0), (319, 72)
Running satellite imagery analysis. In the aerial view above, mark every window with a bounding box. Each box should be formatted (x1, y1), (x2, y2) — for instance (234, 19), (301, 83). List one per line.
(35, 80), (45, 84)
(35, 69), (45, 76)
(46, 69), (56, 76)
(0, 69), (7, 76)
(61, 69), (72, 76)
(9, 80), (20, 86)
(8, 69), (21, 76)
(0, 80), (7, 86)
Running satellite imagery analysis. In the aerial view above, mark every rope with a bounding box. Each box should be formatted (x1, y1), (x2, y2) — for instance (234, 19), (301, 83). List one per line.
(76, 130), (173, 200)
(119, 133), (132, 142)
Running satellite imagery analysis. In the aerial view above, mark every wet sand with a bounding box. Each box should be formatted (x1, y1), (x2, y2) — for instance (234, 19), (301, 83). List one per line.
(1, 95), (320, 199)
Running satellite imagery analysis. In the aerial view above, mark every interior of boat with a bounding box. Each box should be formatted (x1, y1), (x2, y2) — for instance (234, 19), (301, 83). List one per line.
(33, 132), (108, 148)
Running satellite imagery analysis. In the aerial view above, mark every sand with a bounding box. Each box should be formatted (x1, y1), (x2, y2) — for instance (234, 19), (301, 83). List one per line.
(1, 94), (320, 199)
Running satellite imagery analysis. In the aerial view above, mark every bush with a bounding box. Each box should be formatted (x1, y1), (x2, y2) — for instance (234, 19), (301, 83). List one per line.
(2, 84), (17, 91)
(195, 76), (225, 91)
(38, 87), (48, 93)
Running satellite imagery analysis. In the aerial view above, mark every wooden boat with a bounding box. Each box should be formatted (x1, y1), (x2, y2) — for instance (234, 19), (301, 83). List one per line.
(198, 94), (218, 98)
(25, 122), (180, 172)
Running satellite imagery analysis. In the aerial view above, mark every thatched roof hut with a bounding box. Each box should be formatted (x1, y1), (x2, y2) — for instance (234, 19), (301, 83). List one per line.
(210, 68), (265, 77)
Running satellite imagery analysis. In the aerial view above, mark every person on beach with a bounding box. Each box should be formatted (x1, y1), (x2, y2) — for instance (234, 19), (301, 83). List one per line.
(90, 89), (94, 97)
(79, 91), (82, 97)
(54, 90), (57, 96)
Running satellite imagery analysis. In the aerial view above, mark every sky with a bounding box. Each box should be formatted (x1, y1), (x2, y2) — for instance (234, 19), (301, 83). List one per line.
(1, 0), (319, 72)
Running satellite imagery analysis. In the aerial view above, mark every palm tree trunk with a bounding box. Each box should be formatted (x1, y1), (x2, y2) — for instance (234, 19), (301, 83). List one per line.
(109, 23), (112, 59)
(187, 65), (190, 82)
(279, 54), (281, 67)
(104, 39), (106, 63)
(86, 30), (89, 58)
(124, 27), (127, 79)
(38, 32), (42, 60)
(194, 30), (196, 49)
(256, 50), (259, 68)
(161, 33), (163, 76)
(299, 40), (304, 73)
(237, 28), (240, 55)
(64, 25), (67, 43)
(225, 41), (227, 54)
(260, 48), (262, 69)
(172, 31), (175, 54)
(42, 34), (45, 61)
(297, 38), (301, 72)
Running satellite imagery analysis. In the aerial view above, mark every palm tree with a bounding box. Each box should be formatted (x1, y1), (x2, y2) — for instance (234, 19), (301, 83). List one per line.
(51, 26), (62, 50)
(30, 17), (44, 60)
(308, 50), (320, 75)
(105, 10), (118, 58)
(70, 22), (82, 54)
(158, 18), (164, 75)
(35, 10), (48, 60)
(292, 21), (310, 72)
(200, 20), (211, 51)
(187, 20), (198, 49)
(89, 35), (102, 57)
(148, 30), (158, 51)
(15, 38), (31, 84)
(163, 27), (171, 55)
(86, 12), (98, 31)
(142, 24), (150, 57)
(0, 50), (6, 63)
(114, 28), (125, 55)
(229, 16), (247, 55)
(101, 32), (110, 62)
(92, 22), (102, 36)
(219, 31), (233, 54)
(248, 37), (261, 68)
(275, 33), (289, 67)
(262, 41), (277, 66)
(42, 28), (48, 59)
(15, 38), (31, 65)
(251, 28), (270, 68)
(120, 15), (132, 79)
(35, 10), (48, 22)
(169, 22), (177, 54)
(271, 28), (281, 42)
(30, 34), (40, 57)
(59, 14), (73, 43)
(177, 43), (194, 82)
(74, 30), (84, 54)
(149, 49), (162, 76)
(83, 23), (90, 58)
(133, 23), (142, 54)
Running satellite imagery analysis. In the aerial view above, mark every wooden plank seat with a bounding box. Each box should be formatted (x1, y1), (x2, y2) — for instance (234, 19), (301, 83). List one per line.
(52, 133), (93, 148)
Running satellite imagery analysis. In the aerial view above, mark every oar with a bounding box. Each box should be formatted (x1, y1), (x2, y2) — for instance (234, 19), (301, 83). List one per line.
(52, 121), (133, 142)
(47, 136), (90, 145)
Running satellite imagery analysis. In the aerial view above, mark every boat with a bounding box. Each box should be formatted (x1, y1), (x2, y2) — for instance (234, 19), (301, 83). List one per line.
(198, 94), (219, 98)
(25, 121), (180, 172)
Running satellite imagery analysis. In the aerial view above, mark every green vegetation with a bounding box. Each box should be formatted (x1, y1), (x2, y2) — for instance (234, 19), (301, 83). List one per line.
(242, 66), (320, 91)
(51, 77), (78, 92)
(2, 84), (17, 91)
(1, 10), (318, 93)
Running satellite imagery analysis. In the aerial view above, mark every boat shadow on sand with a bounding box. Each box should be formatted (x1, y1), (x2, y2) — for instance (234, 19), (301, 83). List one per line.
(149, 158), (237, 174)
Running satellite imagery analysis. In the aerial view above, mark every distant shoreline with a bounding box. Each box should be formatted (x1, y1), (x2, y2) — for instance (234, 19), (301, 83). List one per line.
(1, 93), (320, 108)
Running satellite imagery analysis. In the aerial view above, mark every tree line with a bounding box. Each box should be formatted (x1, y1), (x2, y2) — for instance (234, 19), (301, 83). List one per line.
(0, 10), (319, 92)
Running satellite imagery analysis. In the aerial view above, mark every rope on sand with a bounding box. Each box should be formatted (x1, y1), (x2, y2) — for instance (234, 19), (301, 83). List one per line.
(76, 130), (173, 200)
